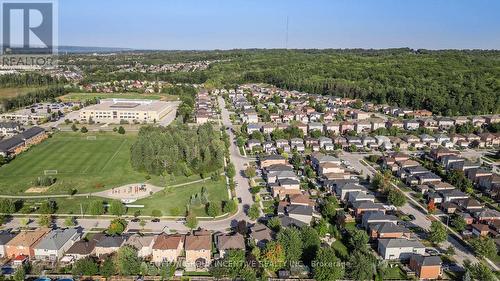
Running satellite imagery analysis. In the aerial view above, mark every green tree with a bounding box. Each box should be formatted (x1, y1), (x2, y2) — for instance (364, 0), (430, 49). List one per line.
(244, 166), (256, 178)
(38, 214), (52, 227)
(261, 241), (286, 272)
(39, 200), (57, 214)
(72, 256), (99, 276)
(109, 201), (126, 216)
(0, 199), (15, 214)
(186, 212), (198, 229)
(301, 226), (321, 265)
(465, 261), (496, 281)
(207, 201), (221, 218)
(248, 203), (260, 220)
(387, 188), (407, 207)
(450, 214), (466, 232)
(277, 227), (303, 268)
(64, 216), (76, 227)
(223, 199), (237, 213)
(429, 221), (447, 244)
(80, 126), (88, 133)
(314, 218), (329, 237)
(313, 247), (344, 281)
(89, 200), (105, 215)
(13, 265), (26, 281)
(118, 126), (126, 134)
(107, 218), (127, 235)
(117, 245), (141, 275)
(347, 228), (369, 252)
(226, 163), (236, 178)
(267, 216), (281, 232)
(71, 124), (78, 132)
(347, 250), (376, 281)
(151, 209), (162, 219)
(236, 136), (246, 147)
(100, 256), (116, 278)
(225, 249), (246, 278)
(470, 237), (496, 259)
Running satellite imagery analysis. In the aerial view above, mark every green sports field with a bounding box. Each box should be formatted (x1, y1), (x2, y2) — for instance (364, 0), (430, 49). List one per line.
(0, 132), (153, 195)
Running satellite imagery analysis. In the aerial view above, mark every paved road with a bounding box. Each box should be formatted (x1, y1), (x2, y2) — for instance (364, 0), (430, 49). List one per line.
(341, 152), (483, 269)
(1, 96), (252, 234)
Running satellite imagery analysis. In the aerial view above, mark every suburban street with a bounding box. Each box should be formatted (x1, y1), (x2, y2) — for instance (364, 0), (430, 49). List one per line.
(342, 151), (484, 269)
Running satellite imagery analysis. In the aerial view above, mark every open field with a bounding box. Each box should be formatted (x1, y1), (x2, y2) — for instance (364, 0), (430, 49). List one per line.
(0, 131), (156, 195)
(0, 87), (44, 99)
(60, 92), (179, 102)
(131, 178), (229, 217)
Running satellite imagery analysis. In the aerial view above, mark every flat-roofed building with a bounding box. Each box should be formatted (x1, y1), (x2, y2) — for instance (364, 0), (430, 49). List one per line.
(79, 99), (175, 124)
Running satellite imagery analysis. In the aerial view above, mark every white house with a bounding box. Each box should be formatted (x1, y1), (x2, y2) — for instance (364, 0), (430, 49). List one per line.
(34, 228), (80, 261)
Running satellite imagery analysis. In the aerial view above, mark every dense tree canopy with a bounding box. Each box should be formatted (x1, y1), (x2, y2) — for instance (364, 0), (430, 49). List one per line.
(84, 49), (500, 116)
(131, 123), (225, 176)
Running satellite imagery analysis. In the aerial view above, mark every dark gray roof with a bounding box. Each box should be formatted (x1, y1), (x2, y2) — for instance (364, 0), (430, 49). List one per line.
(279, 215), (307, 228)
(96, 235), (125, 248)
(34, 228), (79, 250)
(379, 238), (424, 249)
(411, 254), (442, 266)
(287, 205), (313, 216)
(370, 222), (408, 234)
(66, 233), (105, 255)
(0, 122), (19, 129)
(0, 136), (24, 152)
(20, 127), (45, 140)
(0, 232), (15, 245)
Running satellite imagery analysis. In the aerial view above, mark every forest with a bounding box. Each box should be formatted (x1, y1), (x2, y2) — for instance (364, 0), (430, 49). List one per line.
(0, 86), (68, 112)
(80, 49), (500, 116)
(130, 123), (225, 177)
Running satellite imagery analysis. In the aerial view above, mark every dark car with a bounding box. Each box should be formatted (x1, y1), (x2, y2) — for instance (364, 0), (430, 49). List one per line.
(237, 197), (242, 203)
(408, 214), (416, 221)
(151, 218), (160, 222)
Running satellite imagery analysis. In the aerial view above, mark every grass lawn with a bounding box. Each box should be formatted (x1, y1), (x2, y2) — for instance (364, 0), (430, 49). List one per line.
(383, 265), (407, 280)
(60, 92), (179, 102)
(130, 179), (229, 217)
(331, 239), (349, 260)
(20, 196), (121, 215)
(0, 131), (157, 195)
(0, 87), (44, 99)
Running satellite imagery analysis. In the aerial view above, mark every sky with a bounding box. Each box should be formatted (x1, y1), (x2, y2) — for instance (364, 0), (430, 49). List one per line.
(58, 0), (500, 50)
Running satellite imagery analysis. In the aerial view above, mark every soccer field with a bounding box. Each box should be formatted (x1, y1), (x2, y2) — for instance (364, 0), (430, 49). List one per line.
(0, 132), (150, 195)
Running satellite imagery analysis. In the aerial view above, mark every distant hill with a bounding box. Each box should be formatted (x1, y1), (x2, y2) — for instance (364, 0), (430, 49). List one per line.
(58, 46), (132, 53)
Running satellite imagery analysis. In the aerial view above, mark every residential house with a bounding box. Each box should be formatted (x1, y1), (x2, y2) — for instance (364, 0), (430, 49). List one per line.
(378, 238), (426, 260)
(125, 234), (156, 258)
(352, 201), (385, 217)
(215, 233), (245, 257)
(0, 122), (21, 137)
(471, 224), (490, 237)
(94, 236), (125, 257)
(65, 233), (105, 261)
(369, 222), (411, 240)
(0, 232), (15, 258)
(152, 234), (184, 264)
(287, 205), (314, 225)
(249, 223), (273, 248)
(4, 229), (49, 258)
(404, 120), (420, 130)
(260, 155), (287, 169)
(33, 228), (80, 261)
(184, 230), (212, 270)
(409, 254), (442, 280)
